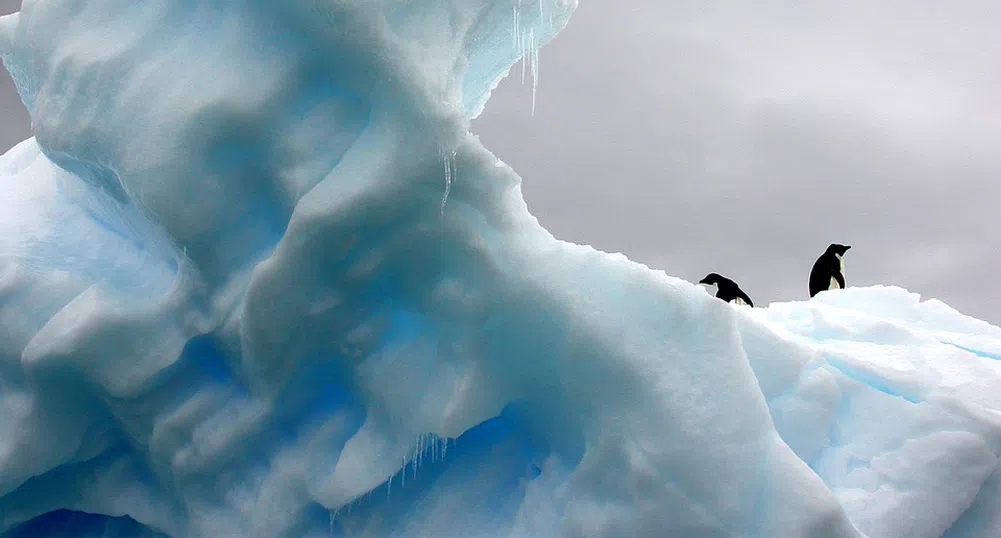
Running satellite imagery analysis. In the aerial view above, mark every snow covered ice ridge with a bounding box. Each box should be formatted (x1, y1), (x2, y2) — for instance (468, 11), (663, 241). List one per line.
(2, 1), (1001, 537)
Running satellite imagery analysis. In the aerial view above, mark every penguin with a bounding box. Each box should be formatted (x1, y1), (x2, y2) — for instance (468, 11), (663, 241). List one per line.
(699, 273), (754, 307)
(809, 243), (851, 298)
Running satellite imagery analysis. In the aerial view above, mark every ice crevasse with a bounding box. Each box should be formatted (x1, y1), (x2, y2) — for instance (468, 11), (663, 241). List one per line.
(2, 1), (1001, 537)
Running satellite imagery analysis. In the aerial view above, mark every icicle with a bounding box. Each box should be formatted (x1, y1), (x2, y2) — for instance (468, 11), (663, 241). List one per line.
(440, 147), (456, 216)
(513, 4), (519, 49)
(520, 39), (527, 83)
(401, 456), (406, 488)
(530, 29), (539, 117)
(414, 434), (422, 477)
(441, 151), (449, 215)
(513, 3), (521, 75)
(515, 0), (526, 84)
(328, 510), (334, 538)
(416, 434), (423, 477)
(387, 472), (393, 499)
(409, 441), (415, 479)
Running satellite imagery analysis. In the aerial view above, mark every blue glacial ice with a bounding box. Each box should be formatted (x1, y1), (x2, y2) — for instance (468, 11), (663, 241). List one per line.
(2, 1), (1001, 537)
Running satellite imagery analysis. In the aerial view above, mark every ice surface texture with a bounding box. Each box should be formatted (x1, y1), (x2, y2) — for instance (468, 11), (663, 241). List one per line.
(2, 1), (1001, 537)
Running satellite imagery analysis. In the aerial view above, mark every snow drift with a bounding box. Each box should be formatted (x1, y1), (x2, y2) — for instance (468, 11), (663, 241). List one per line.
(2, 1), (1001, 537)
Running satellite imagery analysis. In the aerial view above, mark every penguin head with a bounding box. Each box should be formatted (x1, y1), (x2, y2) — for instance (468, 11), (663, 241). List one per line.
(826, 243), (851, 256)
(699, 273), (724, 286)
(699, 273), (722, 294)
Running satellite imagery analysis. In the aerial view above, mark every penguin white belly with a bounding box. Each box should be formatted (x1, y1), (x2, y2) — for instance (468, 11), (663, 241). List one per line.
(829, 255), (845, 290)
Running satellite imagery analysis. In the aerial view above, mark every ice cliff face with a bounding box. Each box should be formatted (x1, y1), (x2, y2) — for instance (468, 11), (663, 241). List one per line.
(2, 1), (1001, 537)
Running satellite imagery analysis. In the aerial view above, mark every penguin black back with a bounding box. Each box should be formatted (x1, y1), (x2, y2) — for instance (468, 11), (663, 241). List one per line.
(699, 273), (754, 307)
(809, 244), (851, 298)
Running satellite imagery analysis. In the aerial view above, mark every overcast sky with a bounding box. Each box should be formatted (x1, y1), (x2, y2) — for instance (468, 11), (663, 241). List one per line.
(1, 1), (999, 325)
(473, 1), (1001, 325)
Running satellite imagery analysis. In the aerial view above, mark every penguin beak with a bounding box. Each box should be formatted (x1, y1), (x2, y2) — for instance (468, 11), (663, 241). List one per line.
(698, 278), (710, 285)
(845, 245), (852, 251)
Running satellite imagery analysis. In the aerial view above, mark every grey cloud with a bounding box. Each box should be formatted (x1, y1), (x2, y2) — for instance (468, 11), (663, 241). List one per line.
(1, 0), (28, 152)
(0, 71), (29, 152)
(0, 0), (17, 17)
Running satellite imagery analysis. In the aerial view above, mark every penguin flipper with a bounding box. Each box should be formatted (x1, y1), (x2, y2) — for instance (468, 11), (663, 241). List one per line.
(833, 271), (845, 289)
(737, 290), (754, 308)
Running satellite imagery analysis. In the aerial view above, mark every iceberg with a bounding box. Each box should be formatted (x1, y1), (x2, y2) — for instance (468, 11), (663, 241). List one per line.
(2, 1), (1001, 537)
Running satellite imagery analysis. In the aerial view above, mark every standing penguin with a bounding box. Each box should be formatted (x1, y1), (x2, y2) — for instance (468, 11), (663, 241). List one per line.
(809, 244), (851, 297)
(699, 273), (754, 307)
